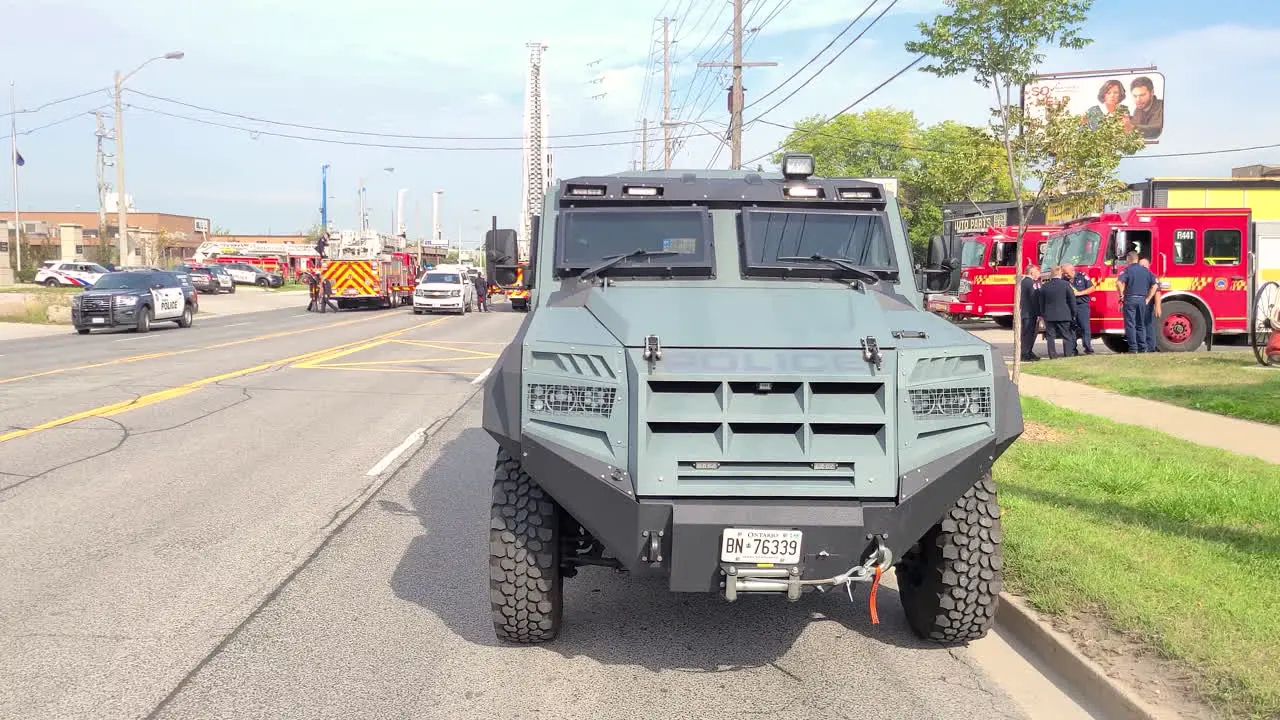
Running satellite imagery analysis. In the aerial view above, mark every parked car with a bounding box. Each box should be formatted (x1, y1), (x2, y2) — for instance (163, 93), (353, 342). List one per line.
(34, 260), (110, 288)
(172, 264), (219, 294)
(219, 261), (284, 288)
(205, 264), (236, 294)
(71, 270), (195, 333)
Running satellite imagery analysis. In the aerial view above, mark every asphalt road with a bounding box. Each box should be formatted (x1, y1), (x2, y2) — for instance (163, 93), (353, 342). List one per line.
(0, 301), (1090, 720)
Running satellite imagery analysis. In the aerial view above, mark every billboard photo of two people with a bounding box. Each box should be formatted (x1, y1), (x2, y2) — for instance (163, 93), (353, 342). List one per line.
(1023, 70), (1166, 145)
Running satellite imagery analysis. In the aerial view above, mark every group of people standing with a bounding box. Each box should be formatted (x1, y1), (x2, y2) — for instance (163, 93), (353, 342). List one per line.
(302, 270), (337, 313)
(1018, 253), (1162, 360)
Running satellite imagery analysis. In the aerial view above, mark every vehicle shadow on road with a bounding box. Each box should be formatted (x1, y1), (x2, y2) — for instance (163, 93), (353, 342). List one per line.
(388, 426), (941, 673)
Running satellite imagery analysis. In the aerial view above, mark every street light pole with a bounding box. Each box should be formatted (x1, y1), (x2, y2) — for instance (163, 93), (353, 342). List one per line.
(114, 50), (183, 265)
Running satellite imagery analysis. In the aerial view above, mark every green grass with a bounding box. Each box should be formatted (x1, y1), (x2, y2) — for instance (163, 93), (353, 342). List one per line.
(266, 281), (308, 292)
(0, 284), (82, 295)
(998, 397), (1280, 718)
(0, 308), (55, 324)
(1021, 352), (1280, 426)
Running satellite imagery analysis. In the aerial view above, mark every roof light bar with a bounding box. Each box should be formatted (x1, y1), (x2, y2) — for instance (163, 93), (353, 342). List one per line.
(566, 184), (606, 196)
(838, 189), (875, 199)
(623, 185), (661, 196)
(784, 185), (821, 198)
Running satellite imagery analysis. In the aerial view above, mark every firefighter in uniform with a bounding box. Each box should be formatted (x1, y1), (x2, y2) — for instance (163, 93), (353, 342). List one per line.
(1117, 251), (1157, 352)
(474, 272), (489, 312)
(1064, 262), (1095, 354)
(321, 276), (336, 313)
(305, 270), (320, 312)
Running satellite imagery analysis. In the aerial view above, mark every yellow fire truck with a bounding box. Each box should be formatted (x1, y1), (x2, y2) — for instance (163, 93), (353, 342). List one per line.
(320, 230), (417, 310)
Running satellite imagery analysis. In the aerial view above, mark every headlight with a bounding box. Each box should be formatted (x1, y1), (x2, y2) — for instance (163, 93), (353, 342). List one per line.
(116, 295), (139, 306)
(450, 289), (461, 297)
(71, 295), (82, 307)
(958, 279), (972, 294)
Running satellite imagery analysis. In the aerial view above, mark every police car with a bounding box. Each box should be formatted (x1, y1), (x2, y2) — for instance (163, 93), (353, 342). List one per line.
(34, 260), (111, 288)
(71, 270), (194, 334)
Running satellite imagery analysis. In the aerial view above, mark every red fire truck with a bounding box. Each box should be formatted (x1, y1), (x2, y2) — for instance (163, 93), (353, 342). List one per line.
(926, 225), (1058, 327)
(1041, 207), (1279, 352)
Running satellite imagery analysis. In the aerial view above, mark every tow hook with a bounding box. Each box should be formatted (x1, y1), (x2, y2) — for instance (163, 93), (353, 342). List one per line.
(863, 336), (883, 370)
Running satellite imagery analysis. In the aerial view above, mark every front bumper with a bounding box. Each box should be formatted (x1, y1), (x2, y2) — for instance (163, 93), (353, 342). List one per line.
(72, 304), (143, 329)
(413, 295), (464, 311)
(515, 430), (1009, 593)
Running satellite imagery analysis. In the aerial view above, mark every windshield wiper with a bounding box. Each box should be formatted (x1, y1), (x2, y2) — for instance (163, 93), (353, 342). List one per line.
(578, 249), (678, 281)
(776, 254), (883, 283)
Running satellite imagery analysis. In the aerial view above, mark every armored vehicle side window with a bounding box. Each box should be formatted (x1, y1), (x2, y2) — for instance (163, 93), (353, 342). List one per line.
(740, 209), (894, 276)
(555, 208), (712, 277)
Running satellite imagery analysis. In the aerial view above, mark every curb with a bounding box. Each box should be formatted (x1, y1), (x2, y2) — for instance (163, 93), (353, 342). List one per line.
(995, 592), (1163, 720)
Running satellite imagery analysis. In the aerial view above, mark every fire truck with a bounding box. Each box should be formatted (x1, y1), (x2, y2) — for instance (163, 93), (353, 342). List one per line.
(926, 224), (1058, 327)
(320, 230), (418, 310)
(1040, 207), (1280, 352)
(191, 241), (320, 279)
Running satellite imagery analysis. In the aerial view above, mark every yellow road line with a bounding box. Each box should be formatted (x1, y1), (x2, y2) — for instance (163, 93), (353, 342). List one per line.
(0, 311), (398, 386)
(318, 355), (497, 367)
(0, 318), (447, 445)
(388, 339), (508, 347)
(393, 342), (498, 358)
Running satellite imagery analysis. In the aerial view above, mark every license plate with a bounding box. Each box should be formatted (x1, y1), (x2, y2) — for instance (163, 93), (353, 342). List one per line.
(91, 317), (105, 324)
(720, 528), (802, 565)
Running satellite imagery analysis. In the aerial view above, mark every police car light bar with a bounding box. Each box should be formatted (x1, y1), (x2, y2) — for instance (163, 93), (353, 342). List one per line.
(781, 152), (816, 179)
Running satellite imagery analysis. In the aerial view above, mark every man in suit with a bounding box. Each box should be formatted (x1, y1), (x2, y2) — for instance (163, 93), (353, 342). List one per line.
(1018, 265), (1042, 362)
(1039, 265), (1078, 358)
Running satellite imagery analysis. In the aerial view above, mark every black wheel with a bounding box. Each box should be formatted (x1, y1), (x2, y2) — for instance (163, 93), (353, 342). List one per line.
(229, 284), (237, 294)
(176, 304), (193, 328)
(257, 277), (269, 287)
(993, 316), (1014, 329)
(1250, 281), (1278, 367)
(43, 278), (59, 287)
(135, 306), (153, 333)
(897, 472), (1003, 644)
(1155, 299), (1207, 352)
(1101, 334), (1129, 354)
(489, 447), (563, 644)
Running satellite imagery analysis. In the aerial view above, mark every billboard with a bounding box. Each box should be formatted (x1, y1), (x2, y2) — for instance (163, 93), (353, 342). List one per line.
(1023, 70), (1166, 144)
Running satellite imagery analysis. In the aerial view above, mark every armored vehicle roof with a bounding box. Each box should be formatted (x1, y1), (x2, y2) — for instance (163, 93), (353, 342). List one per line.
(556, 167), (891, 208)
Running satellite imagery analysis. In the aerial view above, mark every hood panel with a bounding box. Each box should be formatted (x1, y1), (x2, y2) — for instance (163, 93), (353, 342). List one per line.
(582, 286), (895, 349)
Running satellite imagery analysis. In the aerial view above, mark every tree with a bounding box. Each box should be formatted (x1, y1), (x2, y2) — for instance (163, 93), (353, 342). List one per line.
(772, 108), (1014, 256)
(905, 0), (1098, 382)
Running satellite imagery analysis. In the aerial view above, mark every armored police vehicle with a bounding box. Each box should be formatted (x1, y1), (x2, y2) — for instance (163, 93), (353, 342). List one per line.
(71, 270), (194, 334)
(482, 153), (1023, 645)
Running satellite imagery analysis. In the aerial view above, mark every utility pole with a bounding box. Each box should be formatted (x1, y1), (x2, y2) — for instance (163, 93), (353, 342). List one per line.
(662, 16), (672, 169)
(698, 0), (776, 169)
(95, 112), (109, 259)
(9, 82), (22, 273)
(113, 70), (128, 265)
(641, 119), (649, 170)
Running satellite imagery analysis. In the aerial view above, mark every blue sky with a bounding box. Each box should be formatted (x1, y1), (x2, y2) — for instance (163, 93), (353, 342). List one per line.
(2, 0), (1278, 243)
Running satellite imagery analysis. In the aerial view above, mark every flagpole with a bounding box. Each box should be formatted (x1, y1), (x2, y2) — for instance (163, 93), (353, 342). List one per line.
(8, 82), (20, 275)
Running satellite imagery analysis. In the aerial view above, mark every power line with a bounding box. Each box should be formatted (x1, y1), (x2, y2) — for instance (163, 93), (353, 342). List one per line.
(1122, 142), (1280, 159)
(741, 53), (925, 166)
(0, 87), (109, 118)
(743, 0), (877, 110)
(125, 103), (724, 151)
(744, 0), (900, 125)
(125, 89), (642, 140)
(0, 104), (111, 140)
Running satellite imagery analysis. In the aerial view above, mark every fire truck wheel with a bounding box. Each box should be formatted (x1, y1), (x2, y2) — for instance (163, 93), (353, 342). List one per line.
(1156, 300), (1207, 352)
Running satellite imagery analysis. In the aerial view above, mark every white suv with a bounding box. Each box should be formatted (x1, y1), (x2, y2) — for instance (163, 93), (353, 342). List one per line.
(413, 269), (475, 314)
(34, 260), (110, 288)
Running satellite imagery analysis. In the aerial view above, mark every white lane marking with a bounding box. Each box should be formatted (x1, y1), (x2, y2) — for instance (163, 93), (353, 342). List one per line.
(114, 333), (161, 342)
(471, 366), (493, 385)
(366, 427), (426, 477)
(221, 322), (251, 328)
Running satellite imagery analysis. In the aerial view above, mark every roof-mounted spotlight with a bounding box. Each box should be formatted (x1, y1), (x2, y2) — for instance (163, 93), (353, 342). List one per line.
(780, 152), (816, 180)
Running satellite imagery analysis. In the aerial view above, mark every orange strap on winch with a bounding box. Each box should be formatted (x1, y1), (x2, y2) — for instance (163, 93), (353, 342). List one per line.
(869, 564), (883, 625)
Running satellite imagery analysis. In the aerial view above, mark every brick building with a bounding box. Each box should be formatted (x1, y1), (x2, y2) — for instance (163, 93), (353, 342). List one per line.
(0, 210), (212, 267)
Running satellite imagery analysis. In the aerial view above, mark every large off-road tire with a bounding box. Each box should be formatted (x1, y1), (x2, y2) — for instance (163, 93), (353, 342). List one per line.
(489, 447), (563, 643)
(897, 472), (1003, 644)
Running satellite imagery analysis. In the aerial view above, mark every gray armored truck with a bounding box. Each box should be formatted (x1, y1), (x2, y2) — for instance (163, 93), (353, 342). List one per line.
(482, 153), (1023, 645)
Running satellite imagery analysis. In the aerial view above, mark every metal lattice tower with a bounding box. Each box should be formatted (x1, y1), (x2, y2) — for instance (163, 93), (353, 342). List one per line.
(519, 42), (550, 260)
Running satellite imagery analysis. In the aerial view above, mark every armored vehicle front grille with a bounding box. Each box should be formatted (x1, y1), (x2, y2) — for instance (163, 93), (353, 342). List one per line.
(636, 374), (897, 498)
(908, 386), (991, 419)
(528, 383), (616, 418)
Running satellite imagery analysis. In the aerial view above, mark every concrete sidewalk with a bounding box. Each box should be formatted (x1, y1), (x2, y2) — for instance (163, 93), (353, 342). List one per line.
(1015, 372), (1280, 464)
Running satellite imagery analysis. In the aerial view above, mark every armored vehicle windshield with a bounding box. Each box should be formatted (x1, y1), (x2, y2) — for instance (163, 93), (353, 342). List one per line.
(554, 207), (712, 278)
